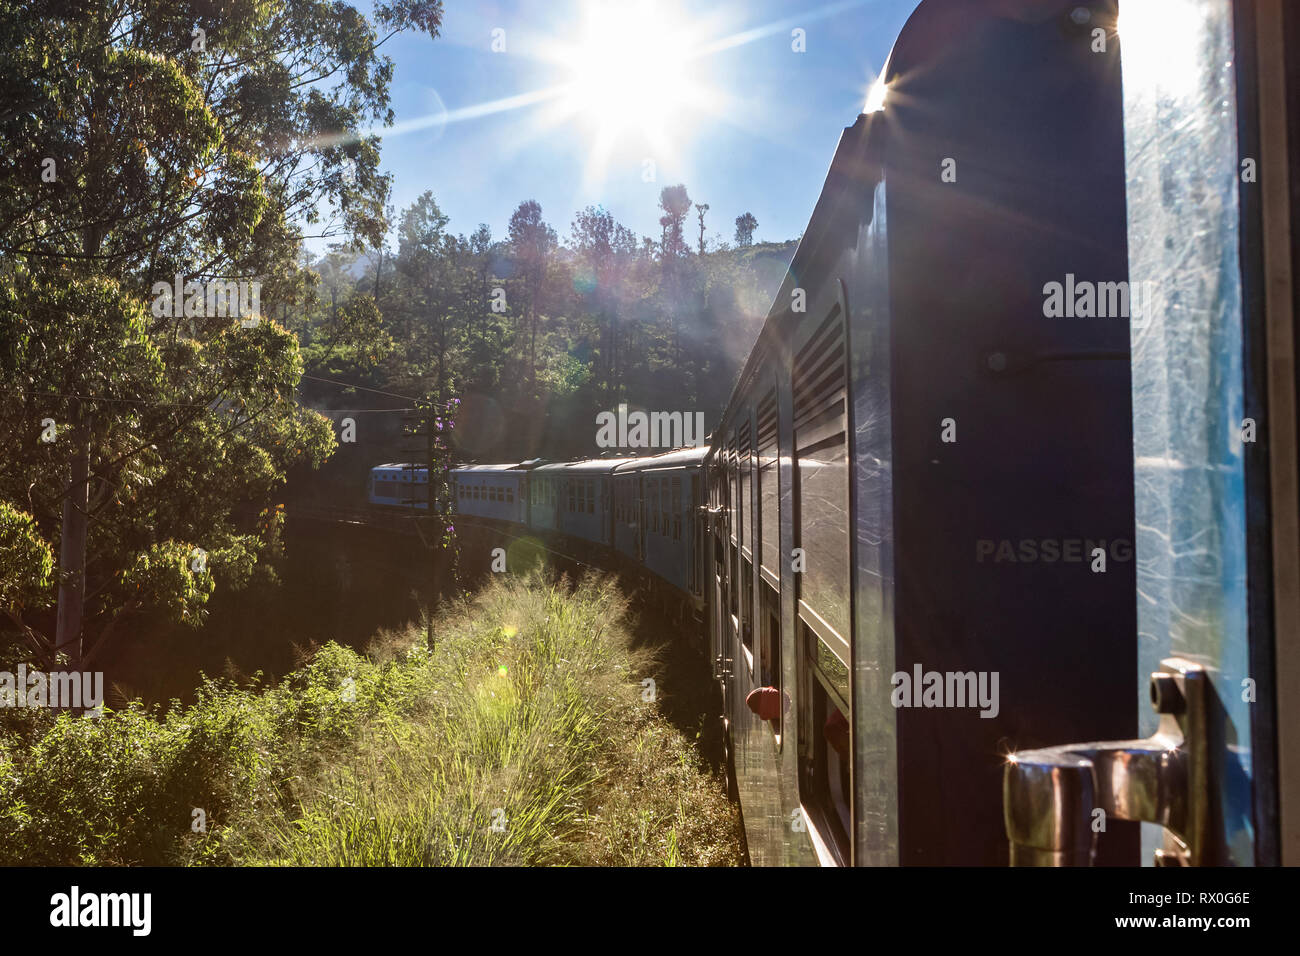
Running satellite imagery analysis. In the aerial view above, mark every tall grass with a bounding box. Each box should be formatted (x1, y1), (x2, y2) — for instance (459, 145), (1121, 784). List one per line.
(0, 573), (743, 866)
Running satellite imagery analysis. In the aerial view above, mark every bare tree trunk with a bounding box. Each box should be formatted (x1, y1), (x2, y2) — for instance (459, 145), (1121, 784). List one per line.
(55, 421), (89, 666)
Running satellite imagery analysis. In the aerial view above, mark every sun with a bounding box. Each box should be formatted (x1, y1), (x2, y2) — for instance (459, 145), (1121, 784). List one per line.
(564, 2), (694, 135)
(545, 0), (714, 170)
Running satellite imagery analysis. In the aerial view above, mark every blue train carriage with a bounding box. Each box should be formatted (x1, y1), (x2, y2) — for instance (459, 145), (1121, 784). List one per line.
(369, 463), (429, 509)
(709, 0), (1298, 869)
(451, 463), (528, 525)
(613, 447), (708, 622)
(531, 458), (635, 546)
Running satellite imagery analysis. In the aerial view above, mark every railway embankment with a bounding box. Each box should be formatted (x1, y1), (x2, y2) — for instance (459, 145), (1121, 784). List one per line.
(0, 574), (743, 866)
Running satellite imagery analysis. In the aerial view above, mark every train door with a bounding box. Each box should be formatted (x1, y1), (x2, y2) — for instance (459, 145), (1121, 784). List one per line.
(690, 473), (702, 601)
(1003, 0), (1297, 865)
(709, 465), (728, 681)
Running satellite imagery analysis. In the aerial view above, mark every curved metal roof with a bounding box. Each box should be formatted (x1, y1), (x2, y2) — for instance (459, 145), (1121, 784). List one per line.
(612, 446), (709, 472)
(533, 456), (641, 475)
(452, 463), (528, 473)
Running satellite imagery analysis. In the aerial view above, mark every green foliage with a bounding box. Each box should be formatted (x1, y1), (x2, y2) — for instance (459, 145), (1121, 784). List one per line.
(0, 503), (54, 613)
(0, 575), (742, 866)
(121, 542), (216, 628)
(0, 0), (442, 662)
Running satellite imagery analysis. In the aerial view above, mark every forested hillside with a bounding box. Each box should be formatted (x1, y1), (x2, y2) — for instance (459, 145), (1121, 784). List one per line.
(294, 195), (796, 466)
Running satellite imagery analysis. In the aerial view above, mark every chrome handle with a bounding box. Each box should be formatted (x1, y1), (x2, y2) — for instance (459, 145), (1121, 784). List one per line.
(1004, 658), (1225, 866)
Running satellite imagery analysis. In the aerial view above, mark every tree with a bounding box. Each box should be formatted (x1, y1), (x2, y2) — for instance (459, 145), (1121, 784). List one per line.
(695, 203), (710, 256)
(508, 200), (557, 391)
(658, 185), (692, 265)
(571, 205), (636, 403)
(0, 0), (443, 667)
(735, 212), (759, 246)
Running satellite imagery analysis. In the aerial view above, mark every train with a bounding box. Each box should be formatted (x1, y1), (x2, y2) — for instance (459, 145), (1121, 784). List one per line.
(369, 447), (710, 621)
(370, 0), (1300, 867)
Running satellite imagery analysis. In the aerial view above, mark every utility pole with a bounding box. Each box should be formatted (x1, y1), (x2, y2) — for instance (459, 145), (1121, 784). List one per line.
(425, 396), (436, 649)
(402, 396), (459, 650)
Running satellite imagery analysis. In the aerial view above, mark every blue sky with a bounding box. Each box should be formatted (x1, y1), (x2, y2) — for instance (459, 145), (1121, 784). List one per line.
(312, 0), (920, 255)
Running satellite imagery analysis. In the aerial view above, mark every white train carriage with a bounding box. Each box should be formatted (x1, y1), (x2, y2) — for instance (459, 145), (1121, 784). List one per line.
(451, 464), (527, 524)
(368, 463), (429, 508)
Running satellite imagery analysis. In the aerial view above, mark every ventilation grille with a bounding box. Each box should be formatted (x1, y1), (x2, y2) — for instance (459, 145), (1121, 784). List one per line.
(757, 390), (778, 452)
(792, 304), (846, 450)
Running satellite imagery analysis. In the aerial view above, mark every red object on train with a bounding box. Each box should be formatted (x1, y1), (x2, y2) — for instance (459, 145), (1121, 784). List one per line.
(745, 686), (783, 721)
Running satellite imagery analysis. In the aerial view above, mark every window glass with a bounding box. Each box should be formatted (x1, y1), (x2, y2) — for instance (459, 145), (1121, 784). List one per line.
(760, 584), (781, 736)
(758, 390), (780, 577)
(793, 305), (852, 864)
(671, 477), (682, 541)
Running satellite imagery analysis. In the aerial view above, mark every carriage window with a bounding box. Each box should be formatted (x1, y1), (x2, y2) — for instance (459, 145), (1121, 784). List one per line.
(740, 555), (753, 659)
(728, 439), (739, 544)
(795, 306), (851, 640)
(670, 476), (681, 541)
(806, 634), (852, 857)
(760, 583), (782, 738)
(690, 473), (702, 595)
(658, 480), (667, 537)
(758, 390), (780, 580)
(793, 303), (852, 864)
(587, 479), (596, 514)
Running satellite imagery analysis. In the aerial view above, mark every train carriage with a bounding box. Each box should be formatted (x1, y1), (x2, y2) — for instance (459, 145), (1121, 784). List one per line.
(452, 464), (528, 524)
(528, 458), (635, 543)
(613, 448), (708, 610)
(368, 463), (429, 509)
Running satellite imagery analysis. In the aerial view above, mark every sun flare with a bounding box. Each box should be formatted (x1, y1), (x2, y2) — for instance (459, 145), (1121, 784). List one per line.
(545, 0), (718, 177)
